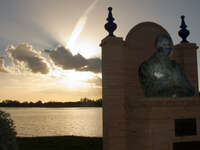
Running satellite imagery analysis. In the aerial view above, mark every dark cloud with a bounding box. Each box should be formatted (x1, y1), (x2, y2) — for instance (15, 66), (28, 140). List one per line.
(0, 57), (8, 73)
(7, 43), (49, 74)
(46, 46), (87, 70)
(78, 58), (101, 73)
(46, 46), (101, 73)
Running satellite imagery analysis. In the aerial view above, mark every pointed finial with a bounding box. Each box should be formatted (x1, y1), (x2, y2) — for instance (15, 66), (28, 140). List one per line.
(104, 7), (117, 37)
(178, 15), (190, 43)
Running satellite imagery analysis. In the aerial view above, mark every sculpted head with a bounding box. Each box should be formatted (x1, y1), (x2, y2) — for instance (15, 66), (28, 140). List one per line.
(155, 34), (173, 56)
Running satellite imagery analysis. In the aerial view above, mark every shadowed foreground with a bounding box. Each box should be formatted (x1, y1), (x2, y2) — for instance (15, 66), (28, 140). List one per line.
(17, 136), (102, 150)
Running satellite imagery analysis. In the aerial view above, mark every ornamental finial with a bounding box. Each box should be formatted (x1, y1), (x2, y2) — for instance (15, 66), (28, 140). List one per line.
(104, 7), (117, 37)
(178, 15), (190, 43)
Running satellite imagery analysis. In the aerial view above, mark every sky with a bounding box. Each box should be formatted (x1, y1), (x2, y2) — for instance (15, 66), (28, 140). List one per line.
(0, 0), (199, 102)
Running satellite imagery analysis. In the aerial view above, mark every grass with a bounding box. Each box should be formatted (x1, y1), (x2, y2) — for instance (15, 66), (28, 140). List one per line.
(17, 136), (102, 150)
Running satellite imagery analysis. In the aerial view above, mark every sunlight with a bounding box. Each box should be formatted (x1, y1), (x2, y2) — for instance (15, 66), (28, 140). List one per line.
(61, 70), (94, 89)
(66, 16), (87, 55)
(70, 38), (100, 59)
(65, 0), (99, 56)
(66, 70), (94, 81)
(48, 67), (95, 89)
(61, 77), (85, 89)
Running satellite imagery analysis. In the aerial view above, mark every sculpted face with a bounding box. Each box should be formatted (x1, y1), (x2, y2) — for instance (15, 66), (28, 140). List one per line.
(155, 34), (173, 56)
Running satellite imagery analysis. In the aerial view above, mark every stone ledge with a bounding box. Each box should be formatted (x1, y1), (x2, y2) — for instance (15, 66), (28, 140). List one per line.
(127, 97), (200, 107)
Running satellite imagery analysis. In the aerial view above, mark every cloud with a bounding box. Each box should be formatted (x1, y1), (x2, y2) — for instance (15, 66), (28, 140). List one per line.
(0, 57), (8, 73)
(7, 43), (49, 74)
(86, 76), (102, 87)
(46, 46), (101, 73)
(46, 46), (87, 70)
(78, 58), (101, 73)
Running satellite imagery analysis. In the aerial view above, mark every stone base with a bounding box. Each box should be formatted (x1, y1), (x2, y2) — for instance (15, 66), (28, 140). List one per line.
(126, 97), (200, 150)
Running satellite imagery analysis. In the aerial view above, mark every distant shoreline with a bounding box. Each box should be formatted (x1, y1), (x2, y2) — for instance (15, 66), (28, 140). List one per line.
(0, 98), (102, 107)
(0, 106), (102, 108)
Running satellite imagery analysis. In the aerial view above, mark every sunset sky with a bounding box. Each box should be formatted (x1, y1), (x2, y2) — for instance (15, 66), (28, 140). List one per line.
(0, 0), (199, 102)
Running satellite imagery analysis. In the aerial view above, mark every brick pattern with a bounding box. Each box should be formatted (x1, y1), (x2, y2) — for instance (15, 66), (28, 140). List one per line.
(172, 43), (199, 95)
(101, 22), (199, 150)
(127, 97), (200, 150)
(101, 36), (127, 150)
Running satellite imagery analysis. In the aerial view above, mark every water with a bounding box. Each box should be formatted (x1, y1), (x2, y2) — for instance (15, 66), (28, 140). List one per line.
(0, 107), (102, 137)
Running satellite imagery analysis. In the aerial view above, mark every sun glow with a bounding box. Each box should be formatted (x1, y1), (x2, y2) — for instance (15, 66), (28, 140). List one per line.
(61, 70), (94, 89)
(44, 0), (100, 90)
(48, 67), (95, 89)
(70, 38), (100, 59)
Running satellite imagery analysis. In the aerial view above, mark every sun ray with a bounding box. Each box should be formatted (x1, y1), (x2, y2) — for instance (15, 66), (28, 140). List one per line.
(65, 0), (99, 55)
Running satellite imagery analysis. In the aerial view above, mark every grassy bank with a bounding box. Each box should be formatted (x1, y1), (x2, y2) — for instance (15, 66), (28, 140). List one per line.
(17, 136), (102, 150)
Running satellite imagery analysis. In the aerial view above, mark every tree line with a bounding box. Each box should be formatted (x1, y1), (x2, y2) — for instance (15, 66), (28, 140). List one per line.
(0, 98), (102, 107)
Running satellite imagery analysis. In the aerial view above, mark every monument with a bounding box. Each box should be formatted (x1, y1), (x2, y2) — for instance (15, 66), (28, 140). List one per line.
(101, 7), (200, 150)
(139, 34), (195, 97)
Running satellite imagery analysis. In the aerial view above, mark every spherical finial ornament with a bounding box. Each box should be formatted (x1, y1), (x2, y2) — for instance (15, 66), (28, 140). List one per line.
(104, 7), (117, 37)
(178, 15), (190, 43)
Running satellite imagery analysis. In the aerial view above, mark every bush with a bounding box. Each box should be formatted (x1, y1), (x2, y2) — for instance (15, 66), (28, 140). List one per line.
(0, 110), (18, 150)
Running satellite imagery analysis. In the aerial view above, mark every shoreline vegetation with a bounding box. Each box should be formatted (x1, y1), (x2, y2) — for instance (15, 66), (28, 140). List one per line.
(0, 98), (102, 107)
(17, 136), (102, 150)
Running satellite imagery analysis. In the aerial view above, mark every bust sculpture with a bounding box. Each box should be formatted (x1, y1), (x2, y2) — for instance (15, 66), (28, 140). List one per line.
(139, 34), (195, 97)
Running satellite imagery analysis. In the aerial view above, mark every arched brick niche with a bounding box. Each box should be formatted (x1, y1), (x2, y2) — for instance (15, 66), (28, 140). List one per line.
(124, 22), (171, 99)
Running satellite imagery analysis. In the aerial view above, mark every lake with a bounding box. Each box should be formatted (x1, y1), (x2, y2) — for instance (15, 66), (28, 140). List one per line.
(0, 107), (102, 137)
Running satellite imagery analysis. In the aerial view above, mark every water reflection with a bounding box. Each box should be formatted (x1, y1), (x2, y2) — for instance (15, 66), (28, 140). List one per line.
(0, 107), (102, 137)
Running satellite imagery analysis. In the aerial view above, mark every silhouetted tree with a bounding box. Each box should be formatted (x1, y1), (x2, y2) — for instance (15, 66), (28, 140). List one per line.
(0, 110), (18, 150)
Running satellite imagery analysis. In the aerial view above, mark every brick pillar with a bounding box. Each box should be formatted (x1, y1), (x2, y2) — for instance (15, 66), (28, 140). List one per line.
(172, 43), (199, 95)
(100, 36), (127, 150)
